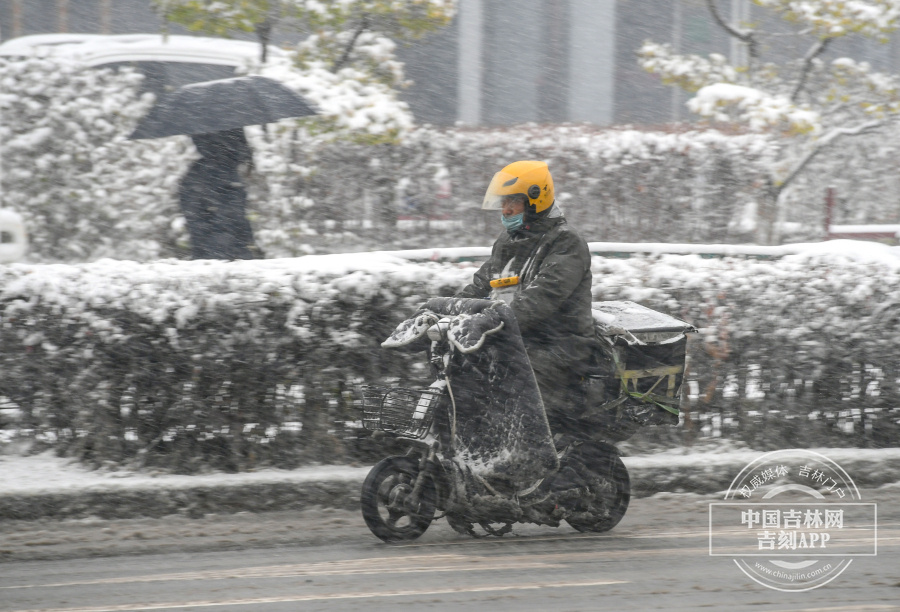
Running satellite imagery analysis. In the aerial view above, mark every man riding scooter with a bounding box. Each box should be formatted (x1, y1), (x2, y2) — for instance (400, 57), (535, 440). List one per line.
(361, 162), (693, 540)
(456, 160), (601, 436)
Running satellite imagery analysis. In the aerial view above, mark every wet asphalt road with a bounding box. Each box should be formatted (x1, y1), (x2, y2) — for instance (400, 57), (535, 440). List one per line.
(0, 488), (898, 612)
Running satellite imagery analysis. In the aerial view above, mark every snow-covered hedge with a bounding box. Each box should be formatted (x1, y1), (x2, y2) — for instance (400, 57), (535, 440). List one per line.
(594, 246), (900, 451)
(194, 122), (900, 255)
(0, 55), (783, 261)
(6, 55), (900, 263)
(1, 249), (897, 471)
(249, 125), (780, 257)
(0, 254), (465, 471)
(0, 57), (190, 262)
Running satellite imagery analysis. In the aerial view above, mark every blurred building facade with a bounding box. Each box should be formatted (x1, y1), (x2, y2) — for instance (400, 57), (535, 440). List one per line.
(4, 0), (900, 128)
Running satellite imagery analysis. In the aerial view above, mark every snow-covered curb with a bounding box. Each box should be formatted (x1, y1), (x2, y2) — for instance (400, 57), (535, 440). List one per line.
(1, 448), (897, 521)
(0, 452), (369, 520)
(0, 453), (370, 496)
(621, 447), (900, 497)
(622, 447), (900, 469)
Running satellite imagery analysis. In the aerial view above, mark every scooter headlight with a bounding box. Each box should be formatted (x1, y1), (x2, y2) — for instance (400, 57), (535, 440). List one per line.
(426, 318), (450, 342)
(426, 324), (442, 342)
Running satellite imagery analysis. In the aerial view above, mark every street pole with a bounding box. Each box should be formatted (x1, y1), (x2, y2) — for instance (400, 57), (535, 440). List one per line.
(457, 0), (483, 126)
(0, 12), (4, 208)
(729, 0), (749, 67)
(824, 187), (835, 239)
(57, 0), (69, 33)
(11, 0), (23, 39)
(101, 0), (112, 34)
(671, 0), (683, 122)
(568, 0), (616, 125)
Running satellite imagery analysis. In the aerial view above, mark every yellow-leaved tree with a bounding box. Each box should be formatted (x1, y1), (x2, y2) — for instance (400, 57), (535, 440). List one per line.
(640, 0), (900, 243)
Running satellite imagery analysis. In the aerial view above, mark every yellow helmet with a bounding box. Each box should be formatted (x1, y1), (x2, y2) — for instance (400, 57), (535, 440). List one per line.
(482, 160), (555, 213)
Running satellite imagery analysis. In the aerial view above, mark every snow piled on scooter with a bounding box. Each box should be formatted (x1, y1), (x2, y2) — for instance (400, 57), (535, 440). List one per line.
(384, 297), (559, 486)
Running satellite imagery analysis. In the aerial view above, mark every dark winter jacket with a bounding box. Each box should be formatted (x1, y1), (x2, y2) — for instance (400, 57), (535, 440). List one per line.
(178, 129), (257, 260)
(456, 212), (598, 377)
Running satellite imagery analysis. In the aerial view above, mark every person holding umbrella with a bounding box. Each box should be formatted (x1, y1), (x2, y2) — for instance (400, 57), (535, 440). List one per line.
(178, 128), (259, 260)
(130, 75), (317, 260)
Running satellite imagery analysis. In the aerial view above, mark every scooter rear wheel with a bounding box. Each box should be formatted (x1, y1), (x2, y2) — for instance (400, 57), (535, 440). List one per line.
(564, 444), (630, 533)
(361, 456), (436, 542)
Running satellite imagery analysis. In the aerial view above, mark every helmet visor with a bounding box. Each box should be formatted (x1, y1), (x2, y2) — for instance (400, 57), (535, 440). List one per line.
(481, 170), (527, 210)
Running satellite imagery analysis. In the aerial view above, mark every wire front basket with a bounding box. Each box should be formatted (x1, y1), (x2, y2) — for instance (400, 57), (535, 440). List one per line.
(360, 385), (442, 439)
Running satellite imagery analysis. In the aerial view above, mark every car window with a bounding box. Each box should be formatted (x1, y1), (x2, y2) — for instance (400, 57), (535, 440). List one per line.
(101, 61), (238, 96)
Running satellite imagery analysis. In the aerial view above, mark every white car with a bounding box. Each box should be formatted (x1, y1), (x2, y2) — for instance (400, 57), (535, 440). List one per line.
(0, 33), (289, 95)
(0, 209), (27, 264)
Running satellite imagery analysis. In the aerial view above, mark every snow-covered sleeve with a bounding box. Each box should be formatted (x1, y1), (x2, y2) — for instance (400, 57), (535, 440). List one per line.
(510, 230), (591, 334)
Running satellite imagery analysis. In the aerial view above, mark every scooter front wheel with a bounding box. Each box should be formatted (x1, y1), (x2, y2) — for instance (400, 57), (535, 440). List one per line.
(361, 456), (436, 542)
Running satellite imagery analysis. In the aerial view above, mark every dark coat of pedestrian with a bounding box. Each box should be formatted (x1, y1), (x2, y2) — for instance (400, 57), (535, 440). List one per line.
(178, 128), (260, 260)
(456, 160), (600, 435)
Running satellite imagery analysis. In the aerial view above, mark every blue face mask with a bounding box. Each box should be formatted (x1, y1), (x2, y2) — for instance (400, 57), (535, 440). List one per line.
(501, 212), (524, 232)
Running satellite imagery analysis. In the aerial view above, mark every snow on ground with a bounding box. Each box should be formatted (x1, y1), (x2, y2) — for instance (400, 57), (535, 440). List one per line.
(2, 445), (898, 496)
(0, 451), (369, 495)
(782, 239), (900, 268)
(622, 445), (900, 468)
(380, 238), (900, 266)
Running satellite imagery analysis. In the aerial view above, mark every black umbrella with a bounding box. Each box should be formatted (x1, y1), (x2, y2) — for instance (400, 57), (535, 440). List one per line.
(129, 75), (317, 140)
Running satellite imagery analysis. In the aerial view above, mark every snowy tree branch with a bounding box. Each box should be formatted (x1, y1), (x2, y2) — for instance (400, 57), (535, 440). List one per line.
(706, 0), (759, 60)
(777, 119), (885, 192)
(790, 37), (830, 102)
(818, 118), (885, 146)
(644, 0), (900, 244)
(332, 15), (370, 73)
